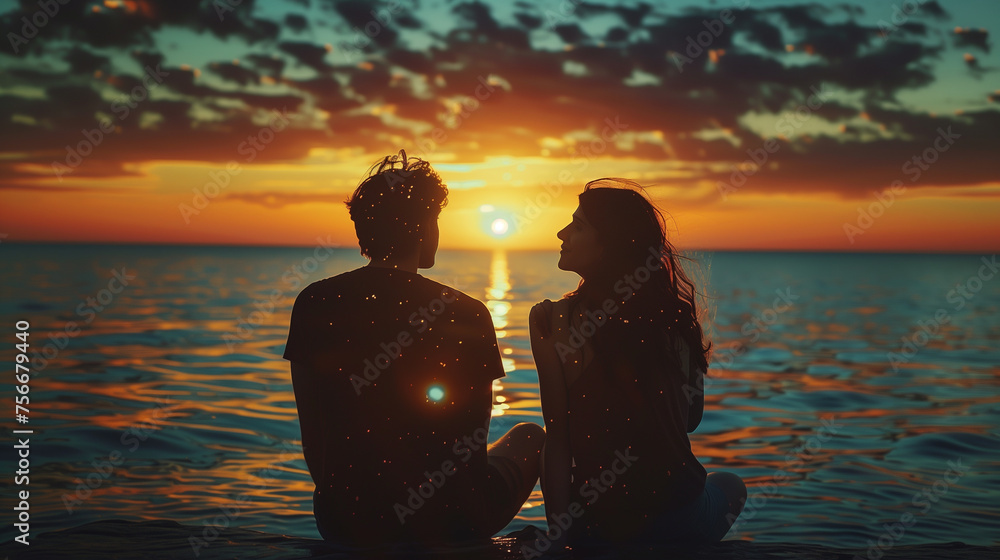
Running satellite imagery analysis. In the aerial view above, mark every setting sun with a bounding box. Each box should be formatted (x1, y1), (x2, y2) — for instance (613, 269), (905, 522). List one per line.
(475, 204), (517, 241)
(491, 218), (510, 236)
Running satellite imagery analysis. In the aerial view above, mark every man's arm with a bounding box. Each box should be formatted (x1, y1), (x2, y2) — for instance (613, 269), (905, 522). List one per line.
(290, 360), (328, 486)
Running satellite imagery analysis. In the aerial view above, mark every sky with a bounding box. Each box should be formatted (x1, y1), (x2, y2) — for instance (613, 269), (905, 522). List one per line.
(0, 0), (998, 252)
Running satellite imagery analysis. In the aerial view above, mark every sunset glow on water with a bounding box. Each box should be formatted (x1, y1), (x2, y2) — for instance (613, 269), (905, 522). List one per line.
(0, 245), (997, 546)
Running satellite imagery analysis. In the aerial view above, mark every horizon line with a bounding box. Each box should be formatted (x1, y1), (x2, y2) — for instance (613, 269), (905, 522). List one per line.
(1, 240), (995, 256)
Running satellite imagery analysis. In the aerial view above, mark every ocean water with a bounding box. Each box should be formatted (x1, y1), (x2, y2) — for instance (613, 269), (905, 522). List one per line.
(0, 244), (998, 548)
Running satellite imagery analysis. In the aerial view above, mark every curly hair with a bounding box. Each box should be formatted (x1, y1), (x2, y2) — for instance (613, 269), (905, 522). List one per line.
(345, 150), (449, 261)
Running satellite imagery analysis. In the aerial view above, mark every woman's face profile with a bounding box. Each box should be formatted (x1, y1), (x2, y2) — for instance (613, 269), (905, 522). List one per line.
(556, 205), (603, 278)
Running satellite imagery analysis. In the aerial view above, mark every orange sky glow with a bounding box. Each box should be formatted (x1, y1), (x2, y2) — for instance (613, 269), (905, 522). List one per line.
(3, 154), (998, 252)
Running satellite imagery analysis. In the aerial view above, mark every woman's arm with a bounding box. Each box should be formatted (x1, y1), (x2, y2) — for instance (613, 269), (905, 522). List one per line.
(677, 337), (705, 432)
(529, 301), (573, 536)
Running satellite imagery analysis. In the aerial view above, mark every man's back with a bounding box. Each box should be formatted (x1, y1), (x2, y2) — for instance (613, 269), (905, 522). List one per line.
(283, 266), (505, 543)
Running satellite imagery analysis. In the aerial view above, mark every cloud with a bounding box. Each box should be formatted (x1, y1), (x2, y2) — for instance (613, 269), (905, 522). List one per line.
(954, 27), (991, 53)
(0, 0), (280, 54)
(704, 109), (1000, 196)
(207, 61), (261, 86)
(0, 181), (135, 193)
(332, 0), (400, 46)
(0, 0), (996, 200)
(554, 24), (587, 44)
(449, 1), (530, 49)
(514, 12), (542, 30)
(573, 1), (653, 27)
(741, 17), (785, 52)
(286, 75), (360, 113)
(64, 46), (111, 74)
(920, 1), (948, 18)
(244, 53), (286, 77)
(279, 41), (333, 73)
(285, 13), (309, 33)
(222, 190), (343, 208)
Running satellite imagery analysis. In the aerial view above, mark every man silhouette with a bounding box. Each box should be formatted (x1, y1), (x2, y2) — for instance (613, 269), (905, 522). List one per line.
(283, 151), (543, 547)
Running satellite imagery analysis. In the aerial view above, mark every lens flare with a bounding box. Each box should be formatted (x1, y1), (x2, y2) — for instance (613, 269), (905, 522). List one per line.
(427, 385), (445, 402)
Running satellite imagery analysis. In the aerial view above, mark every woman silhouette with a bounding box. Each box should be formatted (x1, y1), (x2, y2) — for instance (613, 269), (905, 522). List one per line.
(529, 178), (745, 549)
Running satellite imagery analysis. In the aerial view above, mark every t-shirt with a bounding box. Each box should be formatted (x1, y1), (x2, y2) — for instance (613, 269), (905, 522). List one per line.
(282, 266), (505, 544)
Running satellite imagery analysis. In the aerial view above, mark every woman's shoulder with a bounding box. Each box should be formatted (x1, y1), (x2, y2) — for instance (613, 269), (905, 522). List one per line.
(533, 296), (574, 311)
(529, 297), (572, 339)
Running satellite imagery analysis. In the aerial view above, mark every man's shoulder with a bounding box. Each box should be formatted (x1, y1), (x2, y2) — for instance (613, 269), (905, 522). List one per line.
(297, 266), (400, 294)
(419, 275), (469, 299)
(295, 269), (487, 314)
(292, 270), (355, 303)
(418, 277), (490, 318)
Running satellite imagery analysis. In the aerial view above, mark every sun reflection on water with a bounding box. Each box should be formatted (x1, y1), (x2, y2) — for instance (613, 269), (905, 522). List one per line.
(487, 249), (515, 417)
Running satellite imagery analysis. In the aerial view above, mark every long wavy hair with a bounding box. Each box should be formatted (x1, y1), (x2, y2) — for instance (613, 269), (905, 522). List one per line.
(565, 178), (711, 380)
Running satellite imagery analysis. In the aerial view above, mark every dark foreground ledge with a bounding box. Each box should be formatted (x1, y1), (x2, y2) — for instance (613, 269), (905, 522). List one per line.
(1, 520), (996, 560)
